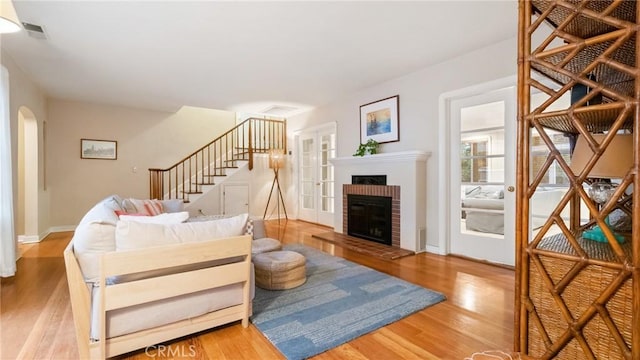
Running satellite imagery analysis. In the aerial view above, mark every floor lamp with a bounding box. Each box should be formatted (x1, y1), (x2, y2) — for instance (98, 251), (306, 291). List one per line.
(263, 149), (288, 222)
(569, 133), (633, 243)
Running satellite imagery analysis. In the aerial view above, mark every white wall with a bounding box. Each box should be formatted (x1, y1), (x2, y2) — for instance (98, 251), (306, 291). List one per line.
(46, 101), (236, 226)
(288, 37), (518, 253)
(1, 52), (49, 241)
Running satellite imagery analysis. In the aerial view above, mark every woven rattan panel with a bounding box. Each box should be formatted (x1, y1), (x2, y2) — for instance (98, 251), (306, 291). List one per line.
(531, 0), (636, 39)
(531, 38), (635, 93)
(528, 234), (633, 358)
(530, 0), (637, 105)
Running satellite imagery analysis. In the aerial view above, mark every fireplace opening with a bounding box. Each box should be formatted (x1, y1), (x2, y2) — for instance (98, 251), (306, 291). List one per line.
(347, 194), (392, 245)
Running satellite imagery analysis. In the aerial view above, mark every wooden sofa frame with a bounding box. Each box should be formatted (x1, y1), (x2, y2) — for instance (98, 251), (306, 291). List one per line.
(64, 235), (253, 359)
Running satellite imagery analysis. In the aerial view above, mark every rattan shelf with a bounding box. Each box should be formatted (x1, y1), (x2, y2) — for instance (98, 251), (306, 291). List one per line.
(533, 103), (634, 134)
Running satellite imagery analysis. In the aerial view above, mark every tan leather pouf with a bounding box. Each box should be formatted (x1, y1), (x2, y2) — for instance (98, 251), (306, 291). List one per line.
(253, 250), (306, 290)
(252, 238), (282, 256)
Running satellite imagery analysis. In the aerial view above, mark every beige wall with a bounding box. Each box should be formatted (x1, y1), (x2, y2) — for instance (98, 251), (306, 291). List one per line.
(47, 101), (236, 226)
(1, 52), (49, 241)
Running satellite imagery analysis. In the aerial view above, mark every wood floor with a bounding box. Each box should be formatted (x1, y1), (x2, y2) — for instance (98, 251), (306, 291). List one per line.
(1, 220), (516, 359)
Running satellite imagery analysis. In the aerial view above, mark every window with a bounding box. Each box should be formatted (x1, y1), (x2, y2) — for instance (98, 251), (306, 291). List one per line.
(460, 138), (489, 183)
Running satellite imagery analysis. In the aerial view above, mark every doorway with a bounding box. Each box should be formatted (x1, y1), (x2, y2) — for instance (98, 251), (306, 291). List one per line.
(296, 123), (336, 227)
(442, 82), (516, 266)
(222, 183), (249, 216)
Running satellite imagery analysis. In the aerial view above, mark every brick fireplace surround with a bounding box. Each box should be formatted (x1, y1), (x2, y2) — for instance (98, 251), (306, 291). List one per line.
(330, 151), (429, 252)
(343, 184), (400, 248)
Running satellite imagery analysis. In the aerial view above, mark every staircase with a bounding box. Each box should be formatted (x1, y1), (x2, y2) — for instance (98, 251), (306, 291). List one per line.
(148, 117), (286, 203)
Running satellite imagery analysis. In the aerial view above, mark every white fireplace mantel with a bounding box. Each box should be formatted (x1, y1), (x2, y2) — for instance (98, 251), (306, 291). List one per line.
(330, 150), (431, 252)
(330, 150), (430, 167)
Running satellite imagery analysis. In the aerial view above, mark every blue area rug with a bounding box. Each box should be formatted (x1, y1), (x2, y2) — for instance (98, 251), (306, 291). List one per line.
(251, 244), (446, 360)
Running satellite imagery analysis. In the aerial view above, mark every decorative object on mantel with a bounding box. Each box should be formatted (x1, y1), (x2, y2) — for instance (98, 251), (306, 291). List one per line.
(359, 95), (399, 144)
(352, 138), (379, 156)
(80, 139), (117, 160)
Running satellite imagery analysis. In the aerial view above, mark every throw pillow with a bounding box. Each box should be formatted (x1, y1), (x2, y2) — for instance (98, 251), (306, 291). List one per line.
(115, 213), (249, 251)
(119, 211), (189, 224)
(121, 198), (137, 213)
(244, 219), (254, 237)
(143, 200), (164, 216)
(78, 197), (121, 226)
(250, 218), (266, 239)
(161, 199), (185, 213)
(123, 198), (164, 216)
(114, 210), (148, 217)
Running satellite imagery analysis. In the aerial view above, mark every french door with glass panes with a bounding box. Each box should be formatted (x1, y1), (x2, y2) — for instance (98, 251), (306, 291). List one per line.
(297, 124), (336, 226)
(449, 87), (516, 266)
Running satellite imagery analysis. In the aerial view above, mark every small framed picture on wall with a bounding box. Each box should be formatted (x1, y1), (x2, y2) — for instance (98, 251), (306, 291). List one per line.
(81, 139), (117, 160)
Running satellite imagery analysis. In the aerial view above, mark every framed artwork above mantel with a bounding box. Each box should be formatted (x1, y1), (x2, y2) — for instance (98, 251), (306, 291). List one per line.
(359, 95), (399, 144)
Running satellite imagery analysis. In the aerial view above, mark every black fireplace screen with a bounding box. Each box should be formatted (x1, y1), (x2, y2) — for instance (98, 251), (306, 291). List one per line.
(347, 194), (392, 245)
(351, 175), (387, 185)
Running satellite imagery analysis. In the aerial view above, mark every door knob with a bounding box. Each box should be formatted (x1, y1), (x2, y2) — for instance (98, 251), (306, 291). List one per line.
(507, 186), (515, 192)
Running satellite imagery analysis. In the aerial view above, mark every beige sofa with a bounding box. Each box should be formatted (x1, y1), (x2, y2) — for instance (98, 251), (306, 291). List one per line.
(64, 195), (254, 359)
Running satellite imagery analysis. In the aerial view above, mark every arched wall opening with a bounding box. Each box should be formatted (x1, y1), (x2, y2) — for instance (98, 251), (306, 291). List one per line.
(17, 106), (39, 243)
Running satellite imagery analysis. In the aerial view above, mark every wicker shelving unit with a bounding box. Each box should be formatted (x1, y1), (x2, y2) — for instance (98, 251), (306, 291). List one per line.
(516, 1), (639, 359)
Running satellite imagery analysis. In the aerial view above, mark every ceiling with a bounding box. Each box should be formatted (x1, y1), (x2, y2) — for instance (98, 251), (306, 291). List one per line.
(2, 1), (518, 116)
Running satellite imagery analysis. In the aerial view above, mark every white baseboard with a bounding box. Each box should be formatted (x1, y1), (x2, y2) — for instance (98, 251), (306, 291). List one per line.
(49, 225), (76, 233)
(19, 226), (76, 243)
(426, 244), (444, 255)
(18, 234), (41, 244)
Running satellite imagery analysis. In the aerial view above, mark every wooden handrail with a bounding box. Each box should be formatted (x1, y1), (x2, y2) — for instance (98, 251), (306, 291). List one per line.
(149, 117), (286, 201)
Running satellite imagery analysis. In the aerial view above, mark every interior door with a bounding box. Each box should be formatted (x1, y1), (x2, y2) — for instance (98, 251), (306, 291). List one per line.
(449, 87), (516, 266)
(223, 183), (249, 216)
(297, 124), (336, 226)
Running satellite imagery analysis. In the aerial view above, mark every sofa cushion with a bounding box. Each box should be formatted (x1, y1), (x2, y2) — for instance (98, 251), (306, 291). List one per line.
(115, 213), (249, 251)
(114, 210), (148, 217)
(119, 211), (189, 224)
(73, 197), (123, 282)
(73, 222), (117, 283)
(78, 195), (122, 226)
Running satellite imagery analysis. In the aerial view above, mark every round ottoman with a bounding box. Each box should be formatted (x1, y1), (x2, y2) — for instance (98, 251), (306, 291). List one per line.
(253, 250), (306, 290)
(252, 238), (282, 256)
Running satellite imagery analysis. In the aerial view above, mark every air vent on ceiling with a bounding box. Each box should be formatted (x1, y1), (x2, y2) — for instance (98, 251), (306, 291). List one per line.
(260, 105), (299, 117)
(22, 22), (47, 40)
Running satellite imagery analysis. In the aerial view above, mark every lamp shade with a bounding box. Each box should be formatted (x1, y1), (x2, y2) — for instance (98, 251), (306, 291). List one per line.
(0, 1), (20, 34)
(269, 149), (285, 169)
(570, 134), (633, 179)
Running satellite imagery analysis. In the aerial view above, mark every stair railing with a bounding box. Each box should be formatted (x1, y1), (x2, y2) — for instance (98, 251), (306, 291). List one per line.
(149, 117), (286, 202)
